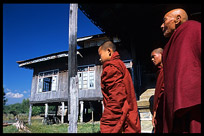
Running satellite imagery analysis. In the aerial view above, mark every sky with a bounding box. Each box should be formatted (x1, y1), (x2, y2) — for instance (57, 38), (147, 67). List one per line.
(3, 4), (103, 105)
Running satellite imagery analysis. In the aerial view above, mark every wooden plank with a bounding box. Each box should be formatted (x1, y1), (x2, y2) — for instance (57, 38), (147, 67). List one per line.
(45, 103), (48, 118)
(79, 101), (84, 123)
(28, 104), (32, 125)
(61, 102), (64, 124)
(68, 3), (78, 133)
(68, 76), (79, 133)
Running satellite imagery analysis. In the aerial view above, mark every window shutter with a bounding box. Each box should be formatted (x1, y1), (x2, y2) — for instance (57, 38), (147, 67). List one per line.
(38, 78), (43, 93)
(51, 76), (57, 91)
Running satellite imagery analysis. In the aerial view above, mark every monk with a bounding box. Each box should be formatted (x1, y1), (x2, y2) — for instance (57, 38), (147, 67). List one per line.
(161, 8), (201, 133)
(151, 48), (164, 133)
(98, 40), (141, 133)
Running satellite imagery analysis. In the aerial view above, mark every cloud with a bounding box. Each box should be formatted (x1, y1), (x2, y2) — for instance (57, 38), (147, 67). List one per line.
(6, 92), (24, 98)
(23, 91), (27, 94)
(6, 88), (12, 92)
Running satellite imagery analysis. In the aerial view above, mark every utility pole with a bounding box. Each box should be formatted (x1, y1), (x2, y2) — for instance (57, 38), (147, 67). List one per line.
(68, 3), (78, 133)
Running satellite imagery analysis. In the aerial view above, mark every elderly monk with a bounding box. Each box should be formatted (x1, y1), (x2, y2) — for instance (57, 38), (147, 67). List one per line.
(98, 40), (141, 133)
(161, 8), (201, 133)
(151, 48), (164, 133)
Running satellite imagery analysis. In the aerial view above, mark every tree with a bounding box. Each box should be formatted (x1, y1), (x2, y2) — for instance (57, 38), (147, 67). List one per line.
(3, 87), (8, 106)
(8, 103), (22, 117)
(21, 98), (29, 114)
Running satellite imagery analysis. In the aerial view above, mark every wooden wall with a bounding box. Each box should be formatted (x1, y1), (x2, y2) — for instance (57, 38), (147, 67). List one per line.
(29, 46), (133, 104)
(78, 65), (103, 101)
(30, 70), (69, 104)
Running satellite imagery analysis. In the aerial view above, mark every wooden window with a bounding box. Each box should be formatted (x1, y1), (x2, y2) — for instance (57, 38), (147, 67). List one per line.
(78, 72), (82, 89)
(88, 71), (95, 89)
(77, 65), (95, 90)
(37, 69), (59, 93)
(82, 72), (88, 89)
(42, 77), (52, 92)
(38, 78), (43, 93)
(51, 76), (57, 91)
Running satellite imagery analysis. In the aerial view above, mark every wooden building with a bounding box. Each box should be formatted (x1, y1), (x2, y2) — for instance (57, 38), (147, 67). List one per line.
(17, 34), (135, 124)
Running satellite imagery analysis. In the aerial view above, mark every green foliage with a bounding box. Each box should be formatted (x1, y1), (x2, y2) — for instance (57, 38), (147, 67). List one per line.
(21, 98), (29, 114)
(3, 98), (45, 116)
(32, 106), (43, 116)
(4, 103), (20, 115)
(8, 103), (22, 116)
(48, 106), (56, 113)
(3, 98), (56, 117)
(3, 87), (8, 106)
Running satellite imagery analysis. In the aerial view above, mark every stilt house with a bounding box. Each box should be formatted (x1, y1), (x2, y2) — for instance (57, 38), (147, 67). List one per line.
(17, 34), (135, 123)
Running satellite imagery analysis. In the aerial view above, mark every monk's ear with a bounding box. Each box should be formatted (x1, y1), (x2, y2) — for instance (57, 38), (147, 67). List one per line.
(107, 48), (112, 56)
(175, 15), (181, 24)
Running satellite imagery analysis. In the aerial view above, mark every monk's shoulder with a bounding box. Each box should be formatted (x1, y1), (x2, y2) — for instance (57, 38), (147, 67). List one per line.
(181, 20), (201, 32)
(104, 64), (118, 72)
(104, 63), (122, 75)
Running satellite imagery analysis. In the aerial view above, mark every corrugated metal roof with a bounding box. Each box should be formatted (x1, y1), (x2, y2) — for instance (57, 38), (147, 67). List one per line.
(17, 51), (84, 68)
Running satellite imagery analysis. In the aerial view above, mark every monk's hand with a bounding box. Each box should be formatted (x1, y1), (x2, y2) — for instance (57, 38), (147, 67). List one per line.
(152, 117), (155, 128)
(152, 111), (156, 128)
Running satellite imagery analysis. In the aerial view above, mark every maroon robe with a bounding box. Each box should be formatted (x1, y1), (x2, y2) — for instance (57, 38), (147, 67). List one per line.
(100, 51), (141, 133)
(153, 66), (164, 133)
(162, 20), (201, 133)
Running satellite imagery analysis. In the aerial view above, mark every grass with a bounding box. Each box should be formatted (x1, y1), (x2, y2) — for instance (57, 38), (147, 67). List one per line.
(3, 125), (19, 133)
(3, 119), (100, 133)
(78, 122), (100, 133)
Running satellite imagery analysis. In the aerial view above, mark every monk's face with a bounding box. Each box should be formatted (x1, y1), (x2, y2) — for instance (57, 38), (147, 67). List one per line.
(151, 51), (162, 66)
(98, 47), (111, 64)
(161, 12), (177, 37)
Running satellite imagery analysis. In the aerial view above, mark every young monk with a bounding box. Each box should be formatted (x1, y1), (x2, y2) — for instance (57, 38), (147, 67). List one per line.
(98, 40), (141, 133)
(151, 48), (164, 133)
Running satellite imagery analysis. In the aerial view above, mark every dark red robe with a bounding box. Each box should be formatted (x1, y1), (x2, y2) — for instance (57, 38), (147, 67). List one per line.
(153, 66), (164, 133)
(162, 20), (201, 133)
(100, 51), (141, 133)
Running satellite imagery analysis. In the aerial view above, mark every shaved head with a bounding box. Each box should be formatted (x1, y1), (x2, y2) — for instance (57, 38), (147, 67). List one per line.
(151, 48), (163, 66)
(98, 40), (116, 64)
(151, 48), (163, 54)
(99, 40), (116, 52)
(165, 8), (188, 23)
(161, 8), (188, 37)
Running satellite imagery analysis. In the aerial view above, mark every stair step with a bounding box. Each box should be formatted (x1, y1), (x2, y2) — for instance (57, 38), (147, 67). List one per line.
(140, 112), (152, 120)
(141, 120), (153, 133)
(140, 88), (155, 100)
(137, 100), (149, 108)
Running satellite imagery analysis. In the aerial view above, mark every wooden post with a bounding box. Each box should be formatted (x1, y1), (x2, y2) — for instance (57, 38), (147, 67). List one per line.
(101, 101), (104, 113)
(92, 110), (94, 133)
(61, 102), (65, 124)
(28, 103), (32, 125)
(80, 101), (84, 123)
(45, 103), (48, 118)
(68, 3), (79, 133)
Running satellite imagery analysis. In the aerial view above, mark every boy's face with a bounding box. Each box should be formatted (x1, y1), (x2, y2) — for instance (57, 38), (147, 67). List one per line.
(98, 46), (111, 64)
